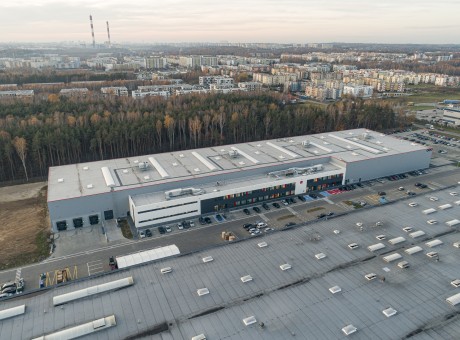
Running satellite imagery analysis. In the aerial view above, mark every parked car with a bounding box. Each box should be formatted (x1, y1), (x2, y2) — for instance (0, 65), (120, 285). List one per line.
(281, 199), (289, 206)
(272, 202), (281, 208)
(243, 223), (253, 230)
(398, 187), (405, 191)
(285, 222), (296, 228)
(243, 208), (251, 215)
(262, 203), (270, 210)
(216, 214), (224, 222)
(317, 213), (327, 219)
(253, 206), (261, 213)
(165, 226), (172, 233)
(309, 193), (318, 199)
(198, 217), (206, 225)
(139, 230), (146, 238)
(407, 191), (416, 196)
(158, 226), (166, 234)
(326, 212), (334, 217)
(205, 217), (212, 224)
(297, 195), (306, 202)
(145, 229), (152, 237)
(189, 221), (195, 227)
(378, 191), (386, 196)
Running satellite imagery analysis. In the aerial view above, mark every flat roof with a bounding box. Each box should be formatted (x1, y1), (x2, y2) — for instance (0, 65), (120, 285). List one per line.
(6, 187), (460, 339)
(47, 129), (429, 202)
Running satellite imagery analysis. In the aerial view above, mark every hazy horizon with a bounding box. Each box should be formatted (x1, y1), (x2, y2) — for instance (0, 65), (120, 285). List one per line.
(1, 0), (459, 45)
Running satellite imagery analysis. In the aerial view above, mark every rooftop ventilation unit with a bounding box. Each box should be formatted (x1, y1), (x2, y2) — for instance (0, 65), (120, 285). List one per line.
(191, 334), (207, 340)
(257, 242), (268, 248)
(138, 161), (149, 170)
(361, 132), (370, 139)
(342, 324), (357, 336)
(315, 253), (327, 260)
(83, 166), (89, 170)
(86, 184), (93, 189)
(122, 169), (129, 174)
(57, 178), (64, 183)
(160, 267), (172, 274)
(165, 187), (205, 200)
(197, 288), (209, 296)
(329, 286), (341, 294)
(382, 307), (397, 317)
(280, 263), (292, 271)
(302, 140), (310, 147)
(422, 208), (436, 215)
(243, 316), (257, 326)
(229, 150), (239, 158)
(241, 275), (253, 283)
(143, 175), (150, 180)
(439, 204), (452, 210)
(202, 256), (213, 263)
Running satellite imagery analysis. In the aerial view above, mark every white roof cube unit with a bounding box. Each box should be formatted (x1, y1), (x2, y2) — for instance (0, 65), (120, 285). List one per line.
(454, 200), (460, 205)
(383, 253), (402, 263)
(365, 273), (377, 281)
(451, 279), (460, 288)
(425, 239), (443, 248)
(422, 208), (437, 215)
(446, 219), (460, 227)
(389, 237), (406, 245)
(240, 275), (253, 283)
(405, 246), (423, 255)
(242, 316), (257, 326)
(191, 334), (207, 340)
(257, 242), (268, 248)
(409, 230), (426, 238)
(438, 204), (452, 210)
(202, 256), (213, 263)
(197, 288), (210, 296)
(280, 263), (292, 271)
(329, 286), (342, 294)
(446, 292), (460, 306)
(315, 253), (327, 260)
(342, 324), (357, 336)
(160, 267), (172, 274)
(367, 243), (386, 252)
(382, 307), (398, 317)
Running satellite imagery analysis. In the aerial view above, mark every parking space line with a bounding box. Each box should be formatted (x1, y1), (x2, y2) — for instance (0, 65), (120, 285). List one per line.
(87, 260), (104, 276)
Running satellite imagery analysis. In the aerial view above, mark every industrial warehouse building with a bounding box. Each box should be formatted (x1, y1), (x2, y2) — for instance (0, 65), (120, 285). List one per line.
(47, 129), (432, 232)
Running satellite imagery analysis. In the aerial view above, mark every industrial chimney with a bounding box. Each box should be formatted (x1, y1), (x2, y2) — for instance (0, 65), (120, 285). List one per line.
(89, 15), (95, 48)
(106, 21), (111, 48)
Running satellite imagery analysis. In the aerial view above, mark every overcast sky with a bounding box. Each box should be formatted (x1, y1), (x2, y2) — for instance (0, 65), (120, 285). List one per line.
(1, 0), (459, 44)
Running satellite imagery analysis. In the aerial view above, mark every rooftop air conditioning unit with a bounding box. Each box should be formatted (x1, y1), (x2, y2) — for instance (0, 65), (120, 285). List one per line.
(229, 150), (238, 158)
(301, 140), (310, 147)
(138, 161), (149, 171)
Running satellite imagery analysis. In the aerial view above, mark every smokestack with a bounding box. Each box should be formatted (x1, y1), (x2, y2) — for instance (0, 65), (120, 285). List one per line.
(89, 15), (95, 48)
(106, 21), (111, 48)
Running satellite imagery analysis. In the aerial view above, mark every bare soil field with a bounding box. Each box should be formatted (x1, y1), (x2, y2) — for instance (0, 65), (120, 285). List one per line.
(0, 182), (50, 270)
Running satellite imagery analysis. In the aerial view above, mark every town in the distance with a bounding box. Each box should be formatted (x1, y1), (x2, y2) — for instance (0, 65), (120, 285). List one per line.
(0, 33), (460, 340)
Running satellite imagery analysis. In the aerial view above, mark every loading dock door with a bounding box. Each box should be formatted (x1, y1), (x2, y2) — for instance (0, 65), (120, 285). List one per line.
(73, 218), (83, 228)
(89, 215), (99, 225)
(104, 210), (114, 220)
(56, 221), (67, 231)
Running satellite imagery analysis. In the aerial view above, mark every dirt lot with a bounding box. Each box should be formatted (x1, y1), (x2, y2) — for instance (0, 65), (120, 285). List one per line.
(0, 182), (50, 270)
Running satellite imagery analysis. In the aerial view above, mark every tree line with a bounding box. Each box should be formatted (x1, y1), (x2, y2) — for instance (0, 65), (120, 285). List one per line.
(0, 93), (404, 183)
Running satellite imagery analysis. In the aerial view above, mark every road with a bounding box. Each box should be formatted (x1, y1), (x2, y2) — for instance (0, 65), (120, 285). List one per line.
(1, 161), (459, 296)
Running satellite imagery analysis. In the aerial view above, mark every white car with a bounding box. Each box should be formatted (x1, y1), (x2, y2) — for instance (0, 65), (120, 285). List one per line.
(139, 231), (146, 239)
(429, 196), (439, 201)
(165, 226), (172, 233)
(402, 227), (413, 232)
(376, 235), (386, 240)
(450, 192), (458, 196)
(356, 222), (363, 227)
(398, 187), (405, 191)
(427, 219), (438, 225)
(408, 202), (418, 207)
(348, 243), (359, 249)
(177, 223), (184, 230)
